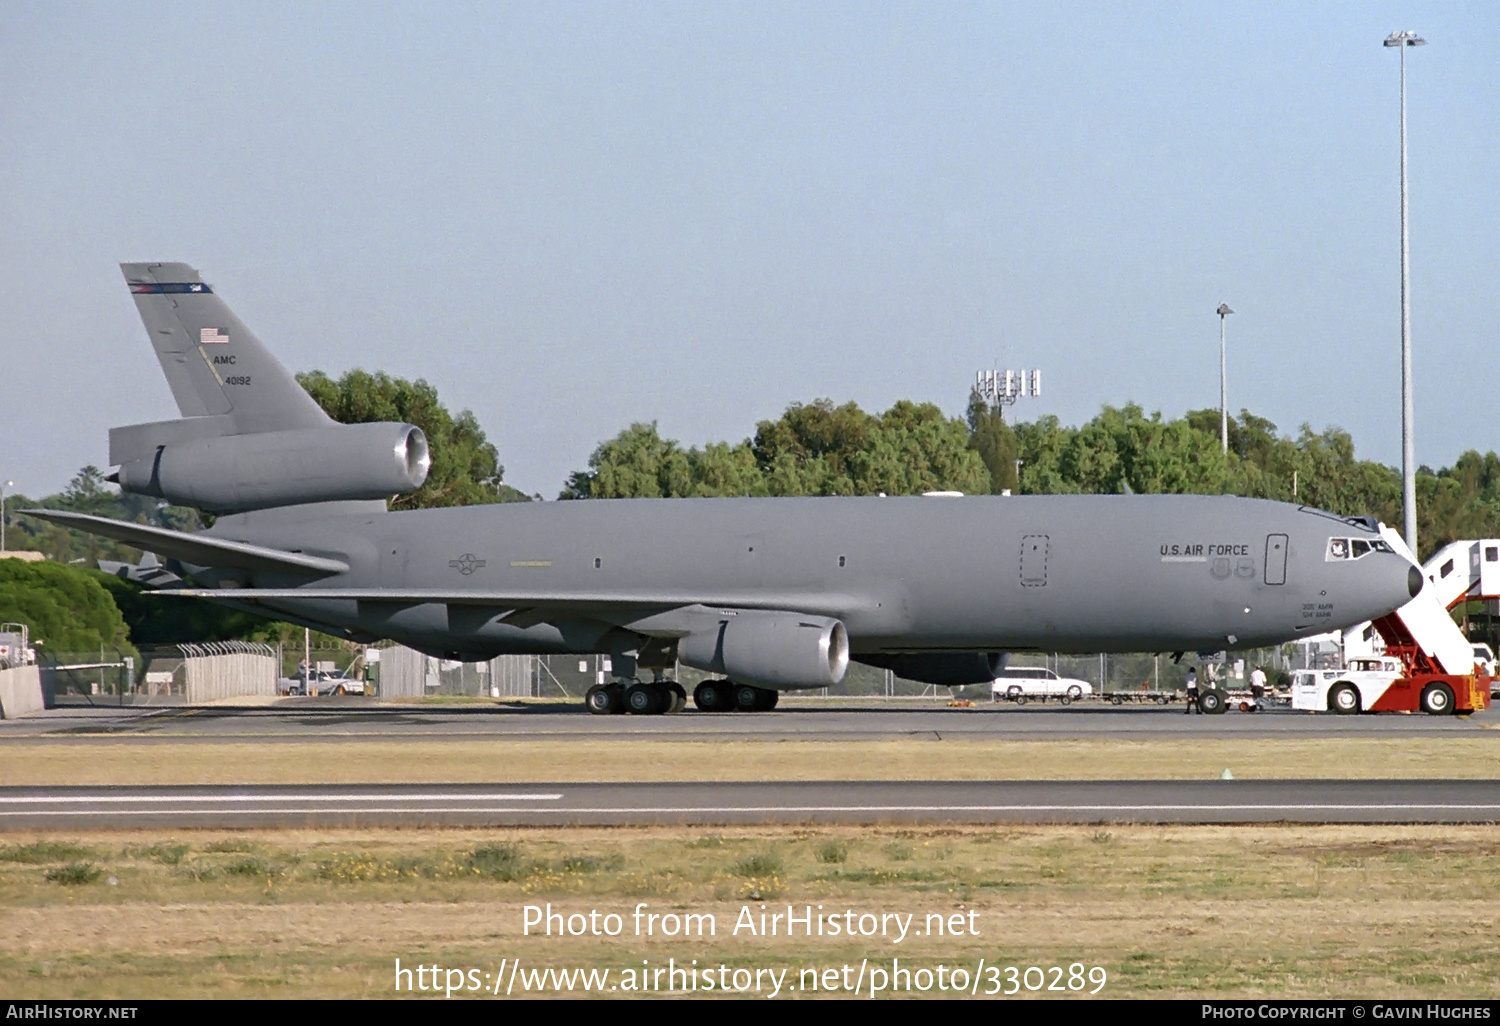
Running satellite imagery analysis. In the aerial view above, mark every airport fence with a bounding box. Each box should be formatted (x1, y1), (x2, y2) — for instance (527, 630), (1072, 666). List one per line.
(177, 642), (277, 703)
(41, 642), (278, 705)
(364, 647), (1303, 701)
(38, 648), (135, 705)
(374, 645), (541, 699)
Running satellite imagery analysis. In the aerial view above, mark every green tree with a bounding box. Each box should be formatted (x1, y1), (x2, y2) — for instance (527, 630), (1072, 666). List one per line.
(564, 399), (989, 499)
(298, 369), (529, 508)
(966, 392), (1019, 494)
(4, 467), (203, 566)
(0, 561), (134, 656)
(93, 573), (282, 646)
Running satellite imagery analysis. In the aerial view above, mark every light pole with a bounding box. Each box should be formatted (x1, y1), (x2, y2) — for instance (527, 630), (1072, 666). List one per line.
(1217, 304), (1233, 454)
(0, 480), (10, 553)
(1386, 29), (1425, 553)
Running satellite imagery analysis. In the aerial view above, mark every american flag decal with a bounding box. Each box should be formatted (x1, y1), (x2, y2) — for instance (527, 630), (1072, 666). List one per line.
(200, 327), (229, 344)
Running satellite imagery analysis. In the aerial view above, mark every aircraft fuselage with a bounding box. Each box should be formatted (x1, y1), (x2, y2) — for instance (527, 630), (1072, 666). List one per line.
(204, 492), (1419, 665)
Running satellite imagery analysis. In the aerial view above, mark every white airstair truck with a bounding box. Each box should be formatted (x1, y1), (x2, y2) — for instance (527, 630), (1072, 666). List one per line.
(1293, 527), (1491, 715)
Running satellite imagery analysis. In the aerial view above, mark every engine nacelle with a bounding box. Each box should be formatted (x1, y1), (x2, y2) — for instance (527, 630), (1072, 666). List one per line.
(855, 652), (1004, 687)
(116, 422), (430, 513)
(679, 610), (850, 690)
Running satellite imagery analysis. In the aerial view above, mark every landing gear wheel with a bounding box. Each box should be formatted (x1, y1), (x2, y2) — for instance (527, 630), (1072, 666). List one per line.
(735, 684), (762, 712)
(1420, 682), (1455, 716)
(626, 683), (662, 715)
(667, 682), (687, 713)
(1197, 688), (1227, 715)
(585, 684), (618, 715)
(766, 689), (779, 710)
(648, 684), (674, 714)
(693, 679), (733, 712)
(1329, 682), (1361, 715)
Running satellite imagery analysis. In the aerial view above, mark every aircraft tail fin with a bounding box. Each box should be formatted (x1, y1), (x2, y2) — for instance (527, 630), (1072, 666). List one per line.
(120, 262), (331, 434)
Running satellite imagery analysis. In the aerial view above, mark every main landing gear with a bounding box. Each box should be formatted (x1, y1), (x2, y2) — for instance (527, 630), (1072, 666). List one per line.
(584, 680), (687, 716)
(692, 679), (779, 712)
(584, 678), (782, 714)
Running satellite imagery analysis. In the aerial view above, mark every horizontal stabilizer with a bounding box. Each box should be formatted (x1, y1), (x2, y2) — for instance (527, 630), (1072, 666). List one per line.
(109, 415), (237, 467)
(20, 510), (349, 576)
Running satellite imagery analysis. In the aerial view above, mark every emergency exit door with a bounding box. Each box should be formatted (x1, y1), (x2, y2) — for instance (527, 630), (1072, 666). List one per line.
(1020, 534), (1049, 587)
(1265, 534), (1288, 586)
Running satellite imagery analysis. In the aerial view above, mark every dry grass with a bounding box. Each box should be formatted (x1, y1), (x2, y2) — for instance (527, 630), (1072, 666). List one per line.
(0, 737), (1496, 785)
(1, 823), (1498, 998)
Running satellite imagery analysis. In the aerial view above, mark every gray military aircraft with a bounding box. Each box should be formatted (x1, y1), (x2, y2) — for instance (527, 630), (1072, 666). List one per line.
(29, 263), (1423, 715)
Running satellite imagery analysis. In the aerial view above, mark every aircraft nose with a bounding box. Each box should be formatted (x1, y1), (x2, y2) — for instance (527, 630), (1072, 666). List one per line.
(1363, 550), (1422, 619)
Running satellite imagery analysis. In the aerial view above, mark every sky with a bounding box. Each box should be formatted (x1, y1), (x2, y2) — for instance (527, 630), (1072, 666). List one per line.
(1, 2), (1496, 499)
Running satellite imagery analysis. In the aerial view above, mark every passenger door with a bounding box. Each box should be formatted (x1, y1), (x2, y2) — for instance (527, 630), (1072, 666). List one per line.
(1264, 534), (1288, 586)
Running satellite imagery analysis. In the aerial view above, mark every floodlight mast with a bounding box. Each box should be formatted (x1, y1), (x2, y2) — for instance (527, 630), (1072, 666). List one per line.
(1385, 29), (1425, 553)
(1216, 304), (1233, 454)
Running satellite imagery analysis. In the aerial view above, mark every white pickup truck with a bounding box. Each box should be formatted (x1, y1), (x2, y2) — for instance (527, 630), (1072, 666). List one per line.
(1291, 656), (1405, 714)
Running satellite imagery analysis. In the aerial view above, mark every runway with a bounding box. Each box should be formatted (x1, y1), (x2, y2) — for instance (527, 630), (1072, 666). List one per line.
(3, 699), (1493, 743)
(3, 779), (1498, 826)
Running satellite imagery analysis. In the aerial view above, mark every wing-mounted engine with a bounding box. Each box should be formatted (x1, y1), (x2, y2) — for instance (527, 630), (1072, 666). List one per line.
(678, 610), (850, 690)
(111, 421), (430, 514)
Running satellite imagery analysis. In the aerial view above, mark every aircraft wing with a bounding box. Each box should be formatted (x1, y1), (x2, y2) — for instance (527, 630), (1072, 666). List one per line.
(153, 587), (867, 633)
(20, 510), (350, 576)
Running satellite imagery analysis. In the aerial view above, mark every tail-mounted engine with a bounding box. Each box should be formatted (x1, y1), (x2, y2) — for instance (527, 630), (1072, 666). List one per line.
(113, 422), (430, 513)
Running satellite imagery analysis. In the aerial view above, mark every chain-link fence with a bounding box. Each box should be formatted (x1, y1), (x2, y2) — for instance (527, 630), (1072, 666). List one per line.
(45, 643), (276, 705)
(38, 649), (134, 705)
(176, 642), (277, 703)
(374, 646), (541, 699)
(41, 637), (1307, 706)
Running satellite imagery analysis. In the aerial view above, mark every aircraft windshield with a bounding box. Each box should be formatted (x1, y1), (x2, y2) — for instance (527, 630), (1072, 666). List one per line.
(1327, 537), (1392, 561)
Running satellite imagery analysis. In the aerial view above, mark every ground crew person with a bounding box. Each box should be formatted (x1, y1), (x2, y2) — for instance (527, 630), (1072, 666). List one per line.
(1248, 664), (1268, 711)
(1249, 665), (1267, 698)
(1184, 666), (1200, 714)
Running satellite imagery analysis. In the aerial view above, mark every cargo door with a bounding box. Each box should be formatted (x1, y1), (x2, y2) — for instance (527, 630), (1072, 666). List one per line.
(1265, 534), (1288, 586)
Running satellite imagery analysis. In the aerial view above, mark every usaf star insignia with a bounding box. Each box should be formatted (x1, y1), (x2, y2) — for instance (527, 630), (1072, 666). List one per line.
(448, 553), (486, 575)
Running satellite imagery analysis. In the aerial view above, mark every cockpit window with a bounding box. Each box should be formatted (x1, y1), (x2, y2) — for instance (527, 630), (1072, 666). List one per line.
(1326, 537), (1390, 561)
